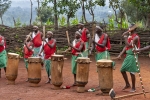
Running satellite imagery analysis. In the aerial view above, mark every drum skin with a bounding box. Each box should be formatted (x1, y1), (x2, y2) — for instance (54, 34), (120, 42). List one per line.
(51, 55), (64, 89)
(28, 57), (42, 86)
(76, 57), (91, 93)
(6, 53), (20, 85)
(96, 59), (113, 94)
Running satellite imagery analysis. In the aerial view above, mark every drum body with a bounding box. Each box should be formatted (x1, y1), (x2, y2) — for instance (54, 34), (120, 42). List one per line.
(6, 53), (20, 85)
(97, 59), (113, 94)
(51, 55), (64, 89)
(28, 57), (42, 87)
(76, 57), (91, 93)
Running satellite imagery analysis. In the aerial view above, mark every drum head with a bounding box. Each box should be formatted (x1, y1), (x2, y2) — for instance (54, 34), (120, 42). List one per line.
(8, 53), (20, 58)
(51, 55), (64, 57)
(28, 57), (42, 63)
(97, 59), (113, 63)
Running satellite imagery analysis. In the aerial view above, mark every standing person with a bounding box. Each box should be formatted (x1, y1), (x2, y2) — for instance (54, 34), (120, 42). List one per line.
(29, 26), (43, 57)
(23, 35), (34, 81)
(78, 23), (90, 50)
(90, 26), (111, 61)
(0, 35), (7, 78)
(39, 31), (56, 84)
(117, 24), (140, 92)
(67, 31), (85, 86)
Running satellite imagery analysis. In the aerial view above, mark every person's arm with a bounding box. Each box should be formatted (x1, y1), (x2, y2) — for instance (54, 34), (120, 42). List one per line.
(135, 46), (150, 52)
(25, 42), (33, 51)
(69, 42), (84, 52)
(45, 39), (56, 48)
(117, 46), (126, 59)
(94, 34), (107, 48)
(0, 37), (4, 46)
(39, 45), (44, 56)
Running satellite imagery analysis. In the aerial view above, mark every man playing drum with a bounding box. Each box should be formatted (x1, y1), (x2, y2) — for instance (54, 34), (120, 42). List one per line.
(0, 35), (7, 78)
(78, 23), (90, 51)
(39, 31), (56, 84)
(90, 25), (111, 61)
(30, 26), (43, 57)
(117, 24), (140, 92)
(23, 35), (34, 81)
(67, 31), (85, 86)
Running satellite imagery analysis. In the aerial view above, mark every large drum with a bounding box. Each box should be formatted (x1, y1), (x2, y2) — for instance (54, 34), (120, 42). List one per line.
(96, 59), (113, 94)
(6, 53), (20, 85)
(28, 57), (42, 87)
(51, 55), (64, 89)
(76, 57), (91, 93)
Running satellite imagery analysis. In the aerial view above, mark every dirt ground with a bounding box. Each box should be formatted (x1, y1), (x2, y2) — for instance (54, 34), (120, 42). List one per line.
(0, 55), (150, 100)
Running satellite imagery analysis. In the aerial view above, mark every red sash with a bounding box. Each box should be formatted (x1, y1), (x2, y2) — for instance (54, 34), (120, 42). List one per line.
(32, 32), (42, 47)
(81, 28), (88, 42)
(0, 36), (6, 53)
(71, 39), (85, 55)
(126, 33), (140, 50)
(24, 42), (33, 58)
(96, 33), (111, 52)
(44, 39), (56, 59)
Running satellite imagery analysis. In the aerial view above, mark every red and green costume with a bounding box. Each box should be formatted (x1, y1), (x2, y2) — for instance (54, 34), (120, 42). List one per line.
(0, 36), (7, 69)
(23, 42), (33, 69)
(95, 33), (111, 61)
(32, 32), (42, 56)
(121, 33), (140, 72)
(71, 39), (85, 74)
(43, 39), (56, 77)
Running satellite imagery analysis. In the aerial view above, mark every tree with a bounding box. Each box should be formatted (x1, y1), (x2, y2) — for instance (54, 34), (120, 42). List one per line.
(126, 0), (150, 28)
(58, 0), (80, 27)
(79, 0), (87, 23)
(30, 0), (33, 25)
(0, 0), (11, 25)
(85, 0), (105, 22)
(109, 0), (125, 29)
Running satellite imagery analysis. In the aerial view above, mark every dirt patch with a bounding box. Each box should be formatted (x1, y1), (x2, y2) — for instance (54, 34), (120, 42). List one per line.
(0, 55), (150, 100)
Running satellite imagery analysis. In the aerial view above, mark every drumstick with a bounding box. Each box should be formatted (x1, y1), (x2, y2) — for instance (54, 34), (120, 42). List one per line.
(66, 31), (70, 44)
(43, 26), (45, 39)
(25, 32), (32, 42)
(113, 91), (149, 99)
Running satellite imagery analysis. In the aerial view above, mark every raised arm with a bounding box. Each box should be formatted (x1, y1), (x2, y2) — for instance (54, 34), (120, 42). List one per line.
(94, 34), (107, 48)
(45, 39), (56, 48)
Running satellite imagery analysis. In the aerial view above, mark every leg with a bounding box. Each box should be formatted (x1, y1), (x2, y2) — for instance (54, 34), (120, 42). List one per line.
(0, 69), (1, 78)
(130, 73), (136, 92)
(4, 67), (6, 73)
(121, 71), (131, 90)
(72, 74), (77, 86)
(45, 60), (51, 84)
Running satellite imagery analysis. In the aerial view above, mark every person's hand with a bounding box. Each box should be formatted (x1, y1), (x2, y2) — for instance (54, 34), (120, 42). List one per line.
(116, 55), (122, 60)
(42, 37), (45, 41)
(39, 53), (42, 57)
(122, 31), (129, 37)
(92, 39), (95, 43)
(68, 43), (72, 47)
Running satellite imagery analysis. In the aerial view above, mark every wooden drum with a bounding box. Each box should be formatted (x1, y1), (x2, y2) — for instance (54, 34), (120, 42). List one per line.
(51, 55), (64, 89)
(6, 53), (20, 85)
(96, 59), (113, 94)
(76, 57), (91, 93)
(28, 57), (42, 87)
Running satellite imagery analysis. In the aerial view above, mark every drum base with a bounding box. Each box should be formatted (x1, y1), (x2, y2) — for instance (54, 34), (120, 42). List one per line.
(52, 85), (61, 90)
(101, 89), (111, 94)
(7, 80), (15, 85)
(29, 83), (40, 87)
(77, 87), (85, 93)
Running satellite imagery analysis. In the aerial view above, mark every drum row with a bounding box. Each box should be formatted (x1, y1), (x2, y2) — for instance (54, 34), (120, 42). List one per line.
(6, 53), (114, 94)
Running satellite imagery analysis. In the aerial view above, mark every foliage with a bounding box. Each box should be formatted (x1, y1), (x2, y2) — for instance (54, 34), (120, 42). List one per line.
(58, 16), (66, 26)
(108, 15), (115, 30)
(15, 18), (22, 27)
(45, 19), (53, 26)
(70, 16), (79, 25)
(0, 0), (11, 24)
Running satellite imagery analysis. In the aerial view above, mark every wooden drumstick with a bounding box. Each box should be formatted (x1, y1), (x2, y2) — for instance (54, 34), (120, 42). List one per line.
(113, 91), (149, 100)
(25, 32), (32, 42)
(43, 26), (45, 39)
(66, 31), (70, 44)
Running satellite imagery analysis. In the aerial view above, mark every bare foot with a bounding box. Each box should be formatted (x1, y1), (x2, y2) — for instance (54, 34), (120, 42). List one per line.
(45, 78), (51, 84)
(71, 82), (77, 87)
(122, 85), (131, 90)
(129, 89), (136, 93)
(26, 79), (28, 82)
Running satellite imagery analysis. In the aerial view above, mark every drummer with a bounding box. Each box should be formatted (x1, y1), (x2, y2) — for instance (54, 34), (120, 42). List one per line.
(23, 35), (34, 81)
(66, 31), (85, 86)
(39, 31), (56, 84)
(0, 34), (7, 78)
(89, 25), (111, 61)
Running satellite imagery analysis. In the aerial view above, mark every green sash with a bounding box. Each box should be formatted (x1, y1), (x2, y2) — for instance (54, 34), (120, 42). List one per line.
(44, 59), (51, 77)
